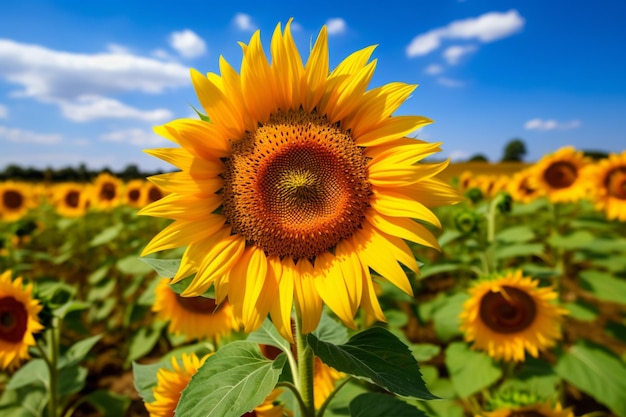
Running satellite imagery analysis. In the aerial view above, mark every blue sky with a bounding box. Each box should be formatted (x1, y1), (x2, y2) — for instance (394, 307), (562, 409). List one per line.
(1, 0), (625, 172)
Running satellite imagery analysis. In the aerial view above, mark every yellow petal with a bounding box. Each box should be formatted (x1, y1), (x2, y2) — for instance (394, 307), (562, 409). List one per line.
(313, 252), (356, 329)
(367, 141), (442, 167)
(322, 60), (377, 124)
(293, 259), (323, 334)
(303, 26), (329, 112)
(366, 210), (440, 250)
(241, 30), (276, 123)
(148, 172), (223, 197)
(138, 193), (221, 220)
(270, 20), (304, 111)
(335, 239), (363, 317)
(355, 115), (432, 147)
(141, 216), (225, 256)
(145, 148), (223, 179)
(227, 246), (269, 331)
(369, 161), (450, 187)
(158, 119), (230, 158)
(173, 226), (232, 283)
(269, 256), (295, 343)
(370, 189), (441, 228)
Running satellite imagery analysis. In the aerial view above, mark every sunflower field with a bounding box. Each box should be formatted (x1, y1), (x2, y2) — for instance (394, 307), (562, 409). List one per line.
(2, 21), (626, 417)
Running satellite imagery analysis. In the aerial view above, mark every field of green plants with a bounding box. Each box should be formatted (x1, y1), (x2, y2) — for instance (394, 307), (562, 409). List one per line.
(1, 147), (625, 417)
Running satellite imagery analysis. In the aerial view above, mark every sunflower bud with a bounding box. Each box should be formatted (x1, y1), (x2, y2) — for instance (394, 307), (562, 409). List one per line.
(454, 210), (479, 234)
(494, 191), (513, 214)
(464, 187), (483, 204)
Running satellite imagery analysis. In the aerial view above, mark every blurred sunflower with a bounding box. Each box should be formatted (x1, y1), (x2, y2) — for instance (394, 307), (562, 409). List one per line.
(0, 181), (35, 222)
(124, 179), (147, 209)
(479, 401), (574, 417)
(459, 270), (567, 362)
(91, 172), (123, 210)
(313, 356), (344, 409)
(507, 167), (544, 204)
(584, 151), (626, 221)
(152, 278), (239, 341)
(51, 182), (90, 217)
(530, 146), (589, 203)
(143, 181), (165, 205)
(146, 352), (289, 417)
(140, 20), (460, 339)
(0, 270), (44, 370)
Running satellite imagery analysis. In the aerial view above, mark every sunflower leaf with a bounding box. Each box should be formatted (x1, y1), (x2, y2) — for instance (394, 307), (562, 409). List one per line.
(308, 327), (437, 400)
(349, 392), (428, 417)
(555, 340), (626, 417)
(176, 341), (286, 417)
(138, 257), (181, 278)
(444, 342), (502, 398)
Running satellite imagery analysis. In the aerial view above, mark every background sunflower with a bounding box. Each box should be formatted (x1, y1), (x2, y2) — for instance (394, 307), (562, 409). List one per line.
(583, 150), (626, 221)
(529, 146), (590, 203)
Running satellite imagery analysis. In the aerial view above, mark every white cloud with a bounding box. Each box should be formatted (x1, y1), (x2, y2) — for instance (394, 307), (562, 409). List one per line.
(0, 104), (7, 119)
(524, 118), (581, 131)
(0, 125), (63, 144)
(437, 77), (465, 88)
(168, 29), (207, 58)
(100, 128), (168, 146)
(233, 13), (256, 32)
(106, 43), (132, 55)
(449, 150), (470, 161)
(424, 64), (444, 75)
(0, 38), (190, 100)
(326, 18), (347, 35)
(57, 95), (173, 122)
(443, 44), (477, 65)
(406, 9), (524, 57)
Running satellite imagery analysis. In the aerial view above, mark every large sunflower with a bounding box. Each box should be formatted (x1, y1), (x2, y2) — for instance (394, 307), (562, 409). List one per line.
(140, 20), (460, 339)
(583, 151), (626, 221)
(459, 270), (567, 362)
(479, 401), (574, 417)
(145, 352), (288, 417)
(0, 181), (34, 222)
(530, 146), (589, 203)
(152, 278), (239, 341)
(51, 182), (90, 218)
(0, 270), (44, 370)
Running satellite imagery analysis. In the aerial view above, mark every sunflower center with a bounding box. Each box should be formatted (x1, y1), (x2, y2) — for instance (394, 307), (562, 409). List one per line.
(519, 178), (537, 196)
(147, 186), (163, 203)
(175, 295), (223, 315)
(3, 190), (23, 209)
(223, 109), (371, 260)
(128, 189), (141, 202)
(100, 182), (116, 201)
(479, 286), (537, 334)
(65, 190), (80, 208)
(605, 167), (626, 200)
(508, 412), (546, 417)
(0, 296), (28, 343)
(544, 161), (577, 189)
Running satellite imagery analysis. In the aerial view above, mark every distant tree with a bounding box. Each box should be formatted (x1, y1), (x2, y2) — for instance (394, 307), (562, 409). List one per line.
(583, 150), (609, 160)
(468, 154), (489, 162)
(501, 138), (527, 162)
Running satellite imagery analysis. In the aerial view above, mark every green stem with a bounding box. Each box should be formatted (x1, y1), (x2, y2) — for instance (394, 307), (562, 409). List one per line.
(47, 317), (60, 417)
(295, 316), (316, 417)
(275, 382), (307, 416)
(484, 198), (499, 275)
(316, 376), (352, 417)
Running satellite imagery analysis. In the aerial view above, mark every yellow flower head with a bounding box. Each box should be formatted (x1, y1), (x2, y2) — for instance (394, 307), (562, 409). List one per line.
(530, 146), (590, 203)
(507, 167), (545, 204)
(0, 270), (44, 370)
(51, 182), (90, 218)
(91, 172), (124, 210)
(152, 278), (239, 341)
(583, 151), (626, 221)
(123, 179), (148, 209)
(141, 20), (461, 340)
(459, 270), (567, 362)
(0, 181), (35, 222)
(479, 401), (574, 417)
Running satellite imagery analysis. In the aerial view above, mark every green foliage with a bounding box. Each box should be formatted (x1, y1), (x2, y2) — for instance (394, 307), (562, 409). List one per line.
(445, 342), (503, 398)
(349, 393), (428, 417)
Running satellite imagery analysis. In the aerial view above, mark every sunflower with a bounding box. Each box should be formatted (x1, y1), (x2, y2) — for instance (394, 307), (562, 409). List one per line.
(0, 270), (44, 370)
(140, 20), (460, 339)
(144, 181), (165, 205)
(152, 278), (239, 341)
(51, 182), (90, 217)
(507, 167), (544, 204)
(479, 401), (574, 417)
(459, 270), (567, 362)
(530, 146), (590, 203)
(0, 181), (35, 222)
(583, 151), (626, 221)
(123, 179), (147, 209)
(146, 352), (289, 417)
(91, 172), (123, 210)
(313, 356), (344, 410)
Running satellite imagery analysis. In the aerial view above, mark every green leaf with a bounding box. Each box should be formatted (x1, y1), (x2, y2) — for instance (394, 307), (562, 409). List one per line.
(176, 341), (286, 417)
(89, 224), (123, 246)
(308, 327), (437, 400)
(418, 262), (466, 280)
(432, 293), (468, 342)
(132, 361), (165, 403)
(59, 334), (103, 369)
(561, 300), (598, 321)
(126, 321), (167, 365)
(246, 318), (292, 354)
(495, 243), (545, 260)
(58, 366), (88, 396)
(313, 311), (349, 345)
(578, 270), (626, 304)
(53, 300), (90, 320)
(83, 389), (131, 417)
(496, 226), (535, 243)
(6, 359), (48, 390)
(117, 255), (154, 276)
(139, 257), (181, 278)
(349, 393), (427, 417)
(555, 340), (626, 417)
(88, 264), (111, 285)
(409, 344), (441, 362)
(548, 230), (595, 250)
(445, 342), (502, 398)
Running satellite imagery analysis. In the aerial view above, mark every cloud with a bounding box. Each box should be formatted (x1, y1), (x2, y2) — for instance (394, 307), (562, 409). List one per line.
(326, 18), (347, 35)
(0, 104), (7, 119)
(449, 150), (470, 161)
(0, 125), (63, 144)
(437, 77), (465, 88)
(424, 64), (444, 75)
(406, 9), (524, 57)
(443, 44), (477, 65)
(57, 95), (173, 122)
(0, 38), (190, 101)
(100, 128), (168, 146)
(524, 118), (581, 131)
(168, 29), (207, 58)
(233, 13), (256, 32)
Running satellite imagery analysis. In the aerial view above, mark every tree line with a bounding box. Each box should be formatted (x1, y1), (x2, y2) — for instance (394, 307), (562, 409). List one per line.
(0, 163), (165, 182)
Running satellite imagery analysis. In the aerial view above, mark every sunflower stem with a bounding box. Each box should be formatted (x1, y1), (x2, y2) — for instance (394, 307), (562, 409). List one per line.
(295, 315), (316, 417)
(485, 197), (499, 275)
(46, 316), (60, 417)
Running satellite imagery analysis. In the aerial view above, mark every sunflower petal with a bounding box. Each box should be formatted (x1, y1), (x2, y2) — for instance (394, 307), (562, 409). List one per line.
(293, 259), (323, 334)
(141, 216), (226, 256)
(313, 252), (356, 329)
(269, 256), (294, 343)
